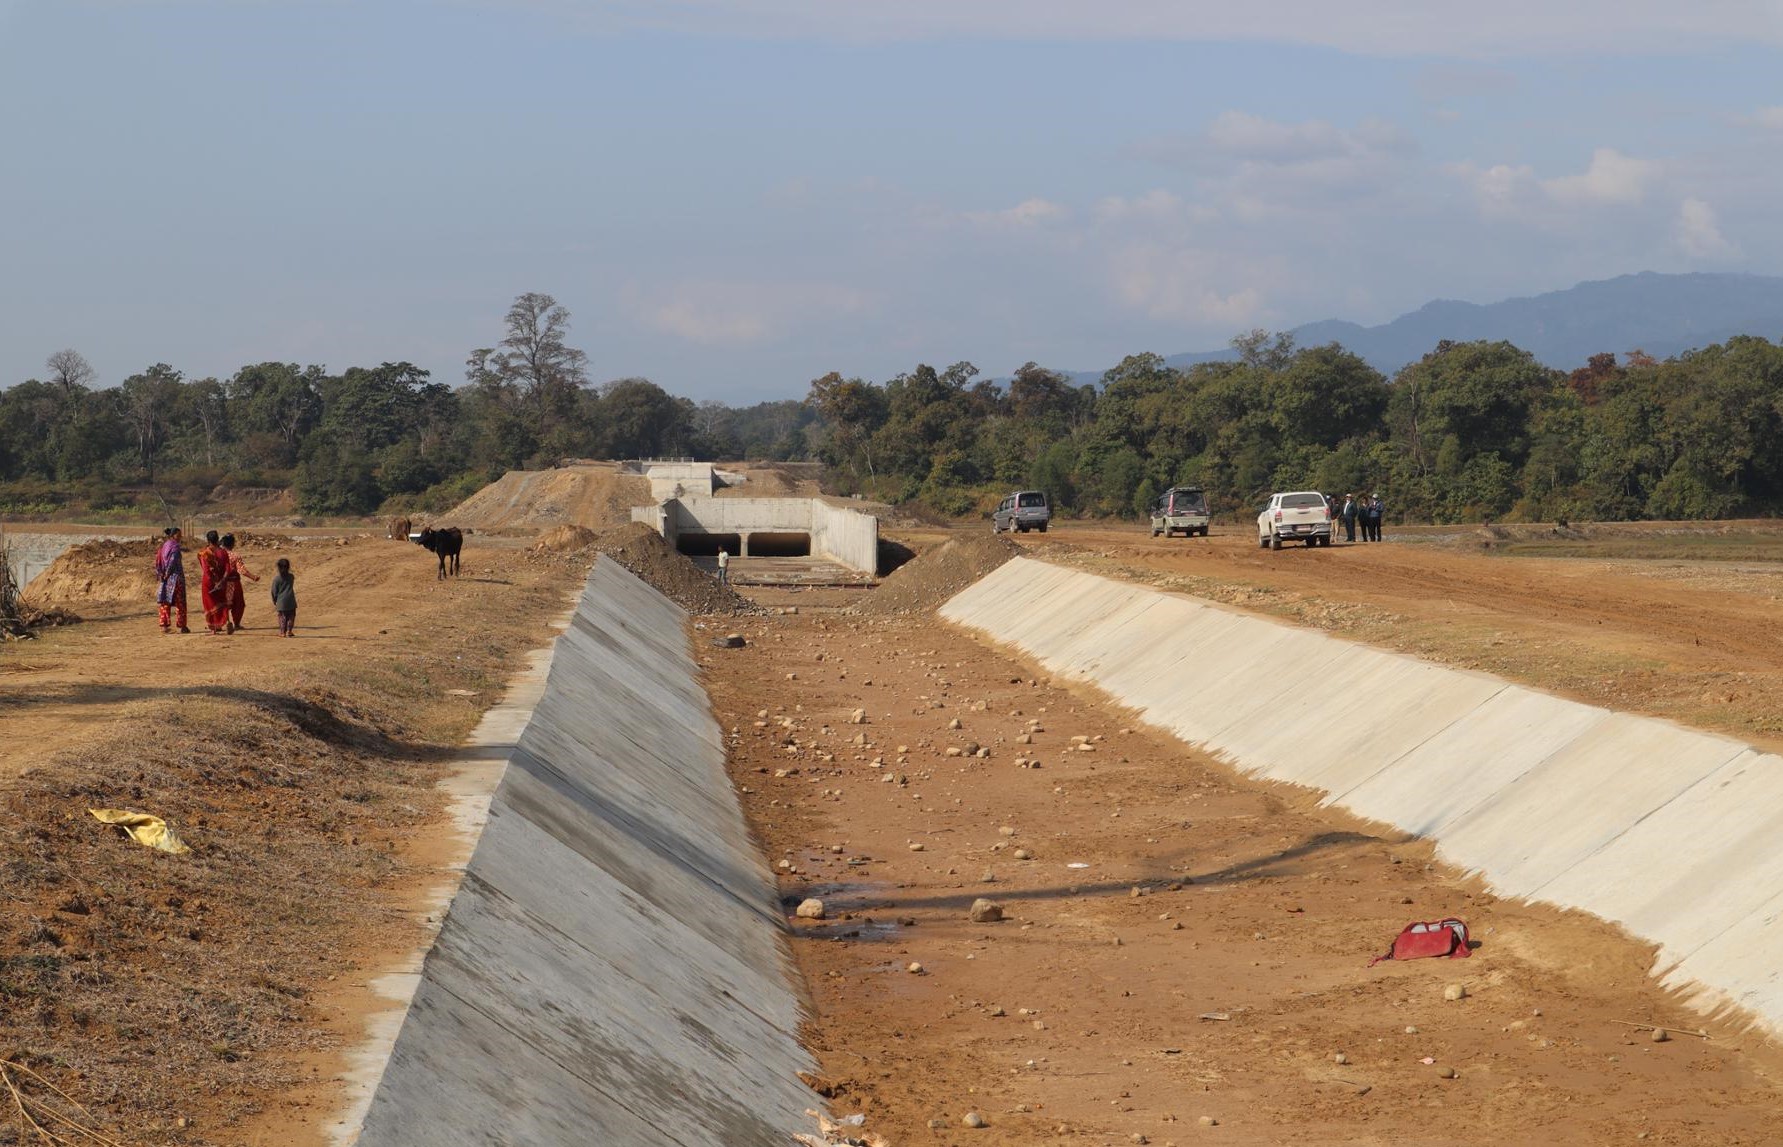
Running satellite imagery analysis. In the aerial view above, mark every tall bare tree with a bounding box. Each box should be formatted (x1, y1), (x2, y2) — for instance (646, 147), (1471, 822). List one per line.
(466, 293), (590, 432)
(45, 348), (96, 395)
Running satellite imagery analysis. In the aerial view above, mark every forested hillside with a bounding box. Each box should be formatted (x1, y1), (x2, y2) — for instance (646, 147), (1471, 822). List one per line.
(807, 331), (1783, 523)
(4, 293), (1782, 524)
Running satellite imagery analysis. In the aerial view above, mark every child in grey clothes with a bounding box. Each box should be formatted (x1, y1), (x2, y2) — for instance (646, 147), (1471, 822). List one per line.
(270, 558), (297, 637)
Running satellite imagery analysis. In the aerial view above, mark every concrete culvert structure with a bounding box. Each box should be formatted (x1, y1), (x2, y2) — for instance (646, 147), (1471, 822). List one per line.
(634, 497), (877, 574)
(675, 531), (744, 558)
(745, 531), (811, 558)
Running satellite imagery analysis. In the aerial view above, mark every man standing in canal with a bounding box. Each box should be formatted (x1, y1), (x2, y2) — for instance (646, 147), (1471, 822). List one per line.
(154, 527), (189, 633)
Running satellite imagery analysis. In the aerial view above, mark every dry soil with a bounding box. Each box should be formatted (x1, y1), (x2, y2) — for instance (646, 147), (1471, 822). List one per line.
(700, 522), (1783, 1147)
(8, 515), (1783, 1146)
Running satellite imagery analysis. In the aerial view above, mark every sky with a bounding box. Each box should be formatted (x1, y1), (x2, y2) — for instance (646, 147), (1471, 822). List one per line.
(1, 1), (1779, 403)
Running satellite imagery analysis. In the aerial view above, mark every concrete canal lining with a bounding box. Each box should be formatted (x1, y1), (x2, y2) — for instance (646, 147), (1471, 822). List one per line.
(356, 556), (812, 1147)
(942, 557), (1783, 1033)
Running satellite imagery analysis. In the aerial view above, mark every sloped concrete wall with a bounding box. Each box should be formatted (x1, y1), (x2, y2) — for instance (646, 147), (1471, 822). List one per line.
(941, 558), (1783, 1030)
(357, 557), (813, 1147)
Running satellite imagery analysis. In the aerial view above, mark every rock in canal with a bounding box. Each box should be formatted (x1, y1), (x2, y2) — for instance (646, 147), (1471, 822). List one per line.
(969, 898), (1004, 923)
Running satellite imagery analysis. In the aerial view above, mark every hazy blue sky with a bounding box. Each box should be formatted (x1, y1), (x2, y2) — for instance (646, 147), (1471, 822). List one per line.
(2, 1), (1778, 401)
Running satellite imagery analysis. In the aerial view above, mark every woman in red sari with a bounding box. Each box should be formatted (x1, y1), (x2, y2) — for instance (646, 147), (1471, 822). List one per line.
(221, 534), (258, 633)
(196, 530), (231, 634)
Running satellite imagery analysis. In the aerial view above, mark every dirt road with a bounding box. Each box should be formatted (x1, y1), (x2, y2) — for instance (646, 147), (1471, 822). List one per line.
(0, 531), (582, 1145)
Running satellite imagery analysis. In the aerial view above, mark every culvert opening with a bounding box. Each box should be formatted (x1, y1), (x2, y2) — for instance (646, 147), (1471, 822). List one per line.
(748, 532), (812, 558)
(676, 532), (743, 557)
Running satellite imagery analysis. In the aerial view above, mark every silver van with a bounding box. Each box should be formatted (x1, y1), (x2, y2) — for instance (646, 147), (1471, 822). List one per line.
(1150, 486), (1210, 538)
(993, 490), (1051, 533)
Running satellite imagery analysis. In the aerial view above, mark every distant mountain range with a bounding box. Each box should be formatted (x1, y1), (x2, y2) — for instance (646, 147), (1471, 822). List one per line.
(1074, 272), (1783, 383)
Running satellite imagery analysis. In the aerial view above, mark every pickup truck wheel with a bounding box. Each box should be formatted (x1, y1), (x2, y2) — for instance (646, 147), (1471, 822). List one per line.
(1270, 532), (1282, 551)
(1038, 524), (1047, 533)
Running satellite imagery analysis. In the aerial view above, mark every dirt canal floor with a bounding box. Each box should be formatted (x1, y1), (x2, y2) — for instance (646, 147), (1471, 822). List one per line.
(0, 530), (586, 1146)
(707, 527), (1783, 1147)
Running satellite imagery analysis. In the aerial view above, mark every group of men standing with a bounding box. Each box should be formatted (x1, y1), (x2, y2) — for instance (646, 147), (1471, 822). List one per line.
(152, 527), (258, 634)
(1338, 493), (1384, 543)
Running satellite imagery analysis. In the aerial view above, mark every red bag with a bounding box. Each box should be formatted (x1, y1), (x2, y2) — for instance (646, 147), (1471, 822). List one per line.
(1369, 918), (1471, 966)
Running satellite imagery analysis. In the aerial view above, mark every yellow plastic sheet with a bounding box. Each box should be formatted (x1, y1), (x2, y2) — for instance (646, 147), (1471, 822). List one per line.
(88, 808), (190, 854)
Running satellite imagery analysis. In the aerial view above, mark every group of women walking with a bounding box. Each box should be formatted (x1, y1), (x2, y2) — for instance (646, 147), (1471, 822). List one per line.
(153, 528), (298, 636)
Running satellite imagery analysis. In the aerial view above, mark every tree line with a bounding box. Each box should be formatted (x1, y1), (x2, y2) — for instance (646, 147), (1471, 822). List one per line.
(804, 331), (1783, 523)
(0, 294), (816, 517)
(3, 290), (1780, 523)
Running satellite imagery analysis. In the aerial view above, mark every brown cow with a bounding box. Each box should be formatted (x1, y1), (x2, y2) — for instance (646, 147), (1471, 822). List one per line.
(388, 516), (412, 540)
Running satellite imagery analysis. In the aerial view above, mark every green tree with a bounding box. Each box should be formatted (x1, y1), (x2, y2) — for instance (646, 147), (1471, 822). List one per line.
(294, 428), (381, 514)
(598, 377), (689, 459)
(118, 364), (185, 478)
(467, 293), (590, 449)
(1388, 340), (1552, 478)
(228, 362), (323, 466)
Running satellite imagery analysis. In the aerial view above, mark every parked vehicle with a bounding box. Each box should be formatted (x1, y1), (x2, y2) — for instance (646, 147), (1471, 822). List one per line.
(1257, 490), (1332, 549)
(1150, 486), (1210, 538)
(993, 490), (1051, 533)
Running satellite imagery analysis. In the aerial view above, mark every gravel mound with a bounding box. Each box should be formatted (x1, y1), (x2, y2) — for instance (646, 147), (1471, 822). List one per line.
(26, 537), (161, 606)
(446, 466), (653, 530)
(584, 523), (756, 616)
(852, 534), (1020, 615)
(534, 524), (599, 552)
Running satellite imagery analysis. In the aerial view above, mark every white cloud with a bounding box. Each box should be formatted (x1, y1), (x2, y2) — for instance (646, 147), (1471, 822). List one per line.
(625, 280), (870, 346)
(1131, 113), (1418, 221)
(1673, 197), (1738, 259)
(1104, 246), (1270, 326)
(1540, 147), (1657, 206)
(1143, 113), (1416, 170)
(1749, 106), (1783, 130)
(962, 198), (1068, 228)
(1092, 190), (1215, 230)
(550, 0), (1778, 54)
(1206, 111), (1354, 162)
(1469, 162), (1537, 215)
(1452, 147), (1663, 219)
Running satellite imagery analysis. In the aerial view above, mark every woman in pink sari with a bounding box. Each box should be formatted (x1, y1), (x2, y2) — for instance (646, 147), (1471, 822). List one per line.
(154, 527), (189, 633)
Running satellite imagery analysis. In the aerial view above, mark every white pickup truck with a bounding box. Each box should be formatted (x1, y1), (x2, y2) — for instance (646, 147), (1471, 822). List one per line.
(1257, 490), (1332, 549)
